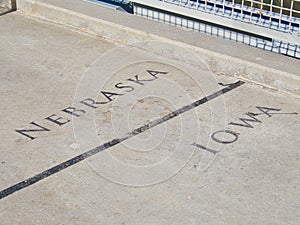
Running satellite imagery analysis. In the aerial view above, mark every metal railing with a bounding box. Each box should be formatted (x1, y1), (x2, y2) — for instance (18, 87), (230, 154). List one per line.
(162, 0), (300, 35)
(133, 0), (300, 57)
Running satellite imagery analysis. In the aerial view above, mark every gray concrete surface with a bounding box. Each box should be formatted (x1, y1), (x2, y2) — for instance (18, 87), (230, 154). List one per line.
(0, 12), (299, 224)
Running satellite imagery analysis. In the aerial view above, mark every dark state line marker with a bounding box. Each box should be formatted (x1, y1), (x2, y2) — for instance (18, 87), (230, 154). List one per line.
(0, 80), (245, 200)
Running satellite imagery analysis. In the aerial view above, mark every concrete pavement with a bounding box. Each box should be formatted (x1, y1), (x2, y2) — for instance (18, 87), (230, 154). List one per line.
(0, 10), (299, 225)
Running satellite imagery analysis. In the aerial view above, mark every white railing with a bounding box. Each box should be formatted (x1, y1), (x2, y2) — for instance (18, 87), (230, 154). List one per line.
(133, 0), (300, 57)
(161, 0), (300, 35)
